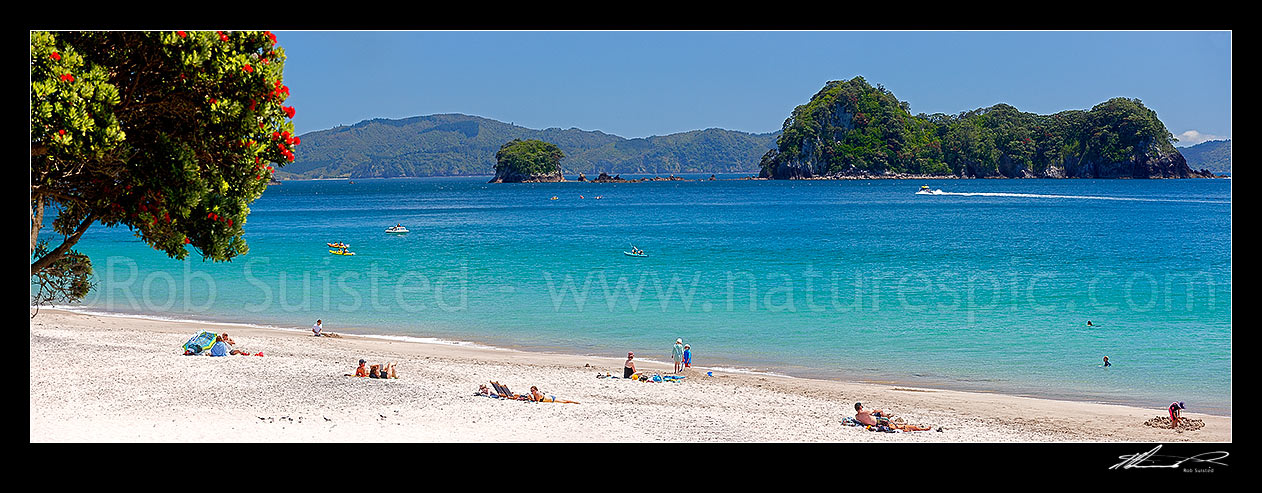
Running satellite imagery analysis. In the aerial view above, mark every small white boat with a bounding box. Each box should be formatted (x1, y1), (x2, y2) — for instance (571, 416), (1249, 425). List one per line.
(385, 225), (409, 234)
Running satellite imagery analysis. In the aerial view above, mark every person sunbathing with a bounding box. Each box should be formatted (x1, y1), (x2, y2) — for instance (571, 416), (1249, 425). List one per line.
(854, 402), (931, 431)
(528, 386), (579, 404)
(369, 362), (398, 379)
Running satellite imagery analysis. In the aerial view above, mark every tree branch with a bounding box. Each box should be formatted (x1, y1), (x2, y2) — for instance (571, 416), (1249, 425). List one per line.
(30, 212), (97, 275)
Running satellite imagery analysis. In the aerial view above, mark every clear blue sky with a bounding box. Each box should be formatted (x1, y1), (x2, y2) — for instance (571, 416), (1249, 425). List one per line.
(276, 31), (1231, 146)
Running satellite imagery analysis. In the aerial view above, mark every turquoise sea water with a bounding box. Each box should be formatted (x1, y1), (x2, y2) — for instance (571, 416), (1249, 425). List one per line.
(47, 176), (1232, 415)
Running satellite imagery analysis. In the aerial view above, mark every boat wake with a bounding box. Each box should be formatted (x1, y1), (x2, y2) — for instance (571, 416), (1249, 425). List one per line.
(922, 191), (1227, 204)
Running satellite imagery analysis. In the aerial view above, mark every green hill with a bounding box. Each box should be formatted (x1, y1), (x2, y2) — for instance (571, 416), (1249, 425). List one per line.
(280, 113), (778, 179)
(759, 77), (1211, 179)
(1178, 139), (1231, 175)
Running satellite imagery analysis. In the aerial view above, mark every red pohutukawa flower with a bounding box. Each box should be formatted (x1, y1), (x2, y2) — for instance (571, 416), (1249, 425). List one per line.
(60, 74), (74, 82)
(218, 31), (229, 42)
(266, 31), (277, 45)
(283, 106), (295, 119)
(243, 64), (253, 73)
(50, 52), (61, 61)
(177, 31), (187, 38)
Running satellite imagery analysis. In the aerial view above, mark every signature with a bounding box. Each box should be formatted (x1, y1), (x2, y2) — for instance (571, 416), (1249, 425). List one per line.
(1110, 445), (1229, 470)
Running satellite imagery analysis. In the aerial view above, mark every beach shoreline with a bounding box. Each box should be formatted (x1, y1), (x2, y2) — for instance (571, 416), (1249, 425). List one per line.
(30, 308), (1230, 443)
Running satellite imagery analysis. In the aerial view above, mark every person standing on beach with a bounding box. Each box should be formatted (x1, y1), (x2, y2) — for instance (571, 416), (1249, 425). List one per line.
(672, 338), (684, 373)
(313, 320), (324, 336)
(683, 344), (692, 368)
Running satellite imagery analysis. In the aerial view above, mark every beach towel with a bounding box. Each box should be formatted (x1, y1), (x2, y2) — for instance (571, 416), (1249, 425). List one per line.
(209, 341), (229, 357)
(183, 330), (217, 354)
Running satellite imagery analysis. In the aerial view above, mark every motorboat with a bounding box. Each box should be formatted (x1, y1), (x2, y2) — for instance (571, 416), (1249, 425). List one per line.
(385, 225), (409, 234)
(915, 185), (943, 195)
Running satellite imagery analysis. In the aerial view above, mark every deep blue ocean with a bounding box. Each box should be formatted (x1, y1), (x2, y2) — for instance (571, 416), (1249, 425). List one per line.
(48, 175), (1232, 415)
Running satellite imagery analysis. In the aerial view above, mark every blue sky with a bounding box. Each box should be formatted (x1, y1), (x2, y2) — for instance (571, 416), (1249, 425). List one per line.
(276, 31), (1231, 146)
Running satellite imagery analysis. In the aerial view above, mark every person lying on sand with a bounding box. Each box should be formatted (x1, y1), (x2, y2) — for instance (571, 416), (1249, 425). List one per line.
(855, 402), (932, 431)
(344, 359), (370, 377)
(528, 385), (579, 404)
(369, 362), (398, 379)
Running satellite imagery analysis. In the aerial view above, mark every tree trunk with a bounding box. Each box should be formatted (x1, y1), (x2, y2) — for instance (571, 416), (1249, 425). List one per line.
(30, 197), (45, 253)
(30, 212), (96, 275)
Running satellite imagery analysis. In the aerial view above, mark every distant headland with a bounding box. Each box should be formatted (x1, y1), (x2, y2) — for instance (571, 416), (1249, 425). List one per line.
(281, 77), (1220, 181)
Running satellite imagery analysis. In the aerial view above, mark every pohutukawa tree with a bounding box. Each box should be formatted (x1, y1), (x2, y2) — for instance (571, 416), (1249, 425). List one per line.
(30, 30), (299, 311)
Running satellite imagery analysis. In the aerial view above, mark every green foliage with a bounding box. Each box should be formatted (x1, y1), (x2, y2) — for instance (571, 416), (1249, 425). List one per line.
(494, 139), (565, 177)
(280, 114), (778, 178)
(763, 77), (1187, 178)
(30, 30), (297, 304)
(1179, 139), (1231, 174)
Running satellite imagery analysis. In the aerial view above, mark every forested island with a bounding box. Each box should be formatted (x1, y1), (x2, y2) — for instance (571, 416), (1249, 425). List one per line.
(488, 139), (565, 183)
(759, 77), (1213, 179)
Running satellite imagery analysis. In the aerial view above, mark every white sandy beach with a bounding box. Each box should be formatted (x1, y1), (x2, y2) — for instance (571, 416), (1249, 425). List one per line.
(29, 308), (1229, 443)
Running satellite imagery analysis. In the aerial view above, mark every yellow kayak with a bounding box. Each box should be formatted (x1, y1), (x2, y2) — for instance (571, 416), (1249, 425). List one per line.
(329, 249), (356, 256)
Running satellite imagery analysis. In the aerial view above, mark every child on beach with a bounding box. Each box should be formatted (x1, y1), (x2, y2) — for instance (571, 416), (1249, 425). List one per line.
(683, 344), (692, 368)
(345, 359), (369, 377)
(312, 319), (342, 338)
(1169, 401), (1185, 428)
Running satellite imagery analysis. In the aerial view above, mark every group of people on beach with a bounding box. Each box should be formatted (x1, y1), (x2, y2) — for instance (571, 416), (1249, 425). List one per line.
(344, 359), (398, 379)
(183, 332), (259, 357)
(623, 337), (693, 378)
(191, 319), (1194, 432)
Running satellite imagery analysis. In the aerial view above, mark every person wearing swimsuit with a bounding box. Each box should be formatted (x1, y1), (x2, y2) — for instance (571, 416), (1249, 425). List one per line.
(624, 352), (637, 378)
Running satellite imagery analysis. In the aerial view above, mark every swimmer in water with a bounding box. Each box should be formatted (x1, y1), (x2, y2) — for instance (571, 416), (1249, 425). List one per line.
(1102, 356), (1111, 367)
(1087, 321), (1094, 326)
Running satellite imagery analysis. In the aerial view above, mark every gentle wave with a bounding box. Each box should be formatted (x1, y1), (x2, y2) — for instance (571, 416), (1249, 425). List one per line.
(36, 305), (506, 351)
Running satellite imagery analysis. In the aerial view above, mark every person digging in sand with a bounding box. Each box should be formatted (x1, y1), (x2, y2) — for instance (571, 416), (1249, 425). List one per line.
(1169, 401), (1186, 428)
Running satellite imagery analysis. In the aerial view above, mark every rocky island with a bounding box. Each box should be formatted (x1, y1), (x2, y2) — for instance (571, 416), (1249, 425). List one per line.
(759, 77), (1214, 180)
(488, 139), (566, 183)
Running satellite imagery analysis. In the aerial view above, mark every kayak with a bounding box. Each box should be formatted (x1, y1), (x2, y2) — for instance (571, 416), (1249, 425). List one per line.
(329, 249), (356, 256)
(624, 251), (648, 257)
(327, 242), (350, 249)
